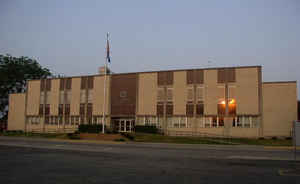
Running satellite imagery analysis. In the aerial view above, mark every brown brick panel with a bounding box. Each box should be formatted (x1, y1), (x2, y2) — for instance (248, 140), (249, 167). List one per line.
(111, 74), (137, 116)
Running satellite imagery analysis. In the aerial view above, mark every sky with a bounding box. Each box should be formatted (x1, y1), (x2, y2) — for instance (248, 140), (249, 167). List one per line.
(0, 0), (299, 97)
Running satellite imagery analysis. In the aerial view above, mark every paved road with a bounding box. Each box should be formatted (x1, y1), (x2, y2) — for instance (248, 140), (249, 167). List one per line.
(0, 136), (299, 184)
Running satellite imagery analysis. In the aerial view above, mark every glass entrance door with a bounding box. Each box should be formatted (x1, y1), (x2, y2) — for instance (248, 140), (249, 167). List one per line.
(117, 119), (134, 132)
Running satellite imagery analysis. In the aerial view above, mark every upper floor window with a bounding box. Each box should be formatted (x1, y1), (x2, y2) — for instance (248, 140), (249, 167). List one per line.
(187, 88), (194, 103)
(40, 79), (51, 91)
(218, 68), (236, 83)
(158, 71), (173, 86)
(157, 88), (164, 102)
(166, 88), (173, 102)
(187, 70), (204, 85)
(60, 78), (72, 90)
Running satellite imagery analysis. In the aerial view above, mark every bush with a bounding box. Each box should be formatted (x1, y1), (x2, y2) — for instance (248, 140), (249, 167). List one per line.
(78, 124), (106, 133)
(121, 132), (135, 140)
(67, 133), (80, 140)
(272, 136), (277, 140)
(258, 137), (265, 140)
(114, 138), (126, 142)
(135, 125), (159, 134)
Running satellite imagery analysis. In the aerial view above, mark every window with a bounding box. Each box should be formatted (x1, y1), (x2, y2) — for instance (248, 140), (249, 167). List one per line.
(80, 90), (86, 103)
(212, 117), (218, 127)
(166, 102), (173, 116)
(65, 91), (71, 104)
(65, 116), (70, 125)
(40, 92), (45, 104)
(218, 117), (224, 126)
(186, 70), (203, 84)
(158, 71), (173, 86)
(66, 78), (72, 90)
(39, 104), (44, 115)
(87, 103), (93, 117)
(196, 103), (204, 115)
(196, 87), (204, 103)
(80, 103), (85, 115)
(87, 90), (93, 103)
(58, 104), (64, 115)
(45, 116), (49, 124)
(59, 117), (63, 125)
(233, 116), (257, 128)
(45, 104), (50, 115)
(46, 79), (51, 91)
(60, 79), (65, 91)
(40, 79), (45, 91)
(195, 117), (204, 128)
(81, 77), (87, 89)
(187, 70), (194, 84)
(218, 86), (226, 115)
(166, 88), (173, 102)
(87, 76), (94, 89)
(157, 88), (164, 102)
(218, 68), (236, 83)
(157, 103), (164, 116)
(186, 104), (194, 116)
(64, 104), (70, 115)
(205, 117), (211, 128)
(218, 103), (226, 115)
(187, 88), (194, 103)
(194, 70), (204, 84)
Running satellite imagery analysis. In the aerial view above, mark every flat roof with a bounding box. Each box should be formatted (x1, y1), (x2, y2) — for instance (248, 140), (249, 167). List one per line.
(27, 65), (261, 81)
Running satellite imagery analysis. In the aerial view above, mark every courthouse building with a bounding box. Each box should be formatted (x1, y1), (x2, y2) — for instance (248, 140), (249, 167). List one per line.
(7, 65), (298, 138)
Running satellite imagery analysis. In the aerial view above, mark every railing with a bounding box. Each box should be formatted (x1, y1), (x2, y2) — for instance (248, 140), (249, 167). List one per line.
(165, 130), (232, 139)
(30, 128), (77, 134)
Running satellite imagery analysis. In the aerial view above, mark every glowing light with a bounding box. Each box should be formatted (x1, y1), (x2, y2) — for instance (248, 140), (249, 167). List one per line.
(229, 99), (235, 104)
(220, 100), (226, 105)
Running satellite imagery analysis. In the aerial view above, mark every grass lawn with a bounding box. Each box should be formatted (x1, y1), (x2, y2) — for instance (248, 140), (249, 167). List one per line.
(132, 133), (293, 146)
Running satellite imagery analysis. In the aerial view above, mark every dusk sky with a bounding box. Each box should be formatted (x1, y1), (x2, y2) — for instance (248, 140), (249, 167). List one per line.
(0, 0), (299, 97)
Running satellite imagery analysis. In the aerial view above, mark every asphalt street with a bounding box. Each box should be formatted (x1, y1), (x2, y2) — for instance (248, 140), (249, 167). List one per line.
(0, 136), (299, 184)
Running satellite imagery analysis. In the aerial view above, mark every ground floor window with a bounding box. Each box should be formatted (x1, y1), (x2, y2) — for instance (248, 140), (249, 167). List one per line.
(27, 116), (41, 125)
(167, 117), (189, 128)
(232, 116), (259, 128)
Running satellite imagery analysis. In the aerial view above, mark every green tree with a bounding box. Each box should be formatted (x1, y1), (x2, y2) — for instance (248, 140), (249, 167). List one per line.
(0, 54), (52, 120)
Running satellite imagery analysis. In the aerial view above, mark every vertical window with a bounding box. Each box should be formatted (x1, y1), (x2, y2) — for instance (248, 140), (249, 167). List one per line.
(46, 79), (51, 91)
(66, 78), (72, 90)
(212, 117), (218, 127)
(157, 103), (164, 116)
(64, 104), (70, 115)
(80, 90), (86, 103)
(87, 103), (93, 117)
(227, 68), (236, 83)
(45, 116), (49, 124)
(45, 104), (50, 115)
(158, 72), (165, 86)
(187, 70), (194, 84)
(60, 79), (65, 91)
(87, 90), (93, 103)
(87, 76), (94, 89)
(186, 104), (194, 116)
(81, 77), (87, 89)
(205, 117), (211, 128)
(196, 104), (204, 115)
(80, 103), (85, 115)
(218, 69), (226, 83)
(39, 104), (44, 115)
(58, 104), (64, 115)
(194, 70), (204, 84)
(218, 117), (224, 126)
(65, 116), (70, 125)
(166, 102), (173, 115)
(196, 87), (204, 103)
(166, 88), (173, 102)
(40, 79), (45, 91)
(187, 88), (194, 103)
(166, 71), (173, 85)
(40, 92), (45, 104)
(157, 88), (164, 102)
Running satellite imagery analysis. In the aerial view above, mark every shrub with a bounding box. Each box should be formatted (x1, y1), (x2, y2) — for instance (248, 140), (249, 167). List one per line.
(67, 133), (80, 140)
(272, 136), (277, 140)
(135, 125), (158, 134)
(121, 132), (135, 140)
(78, 124), (106, 133)
(258, 137), (265, 140)
(114, 138), (125, 142)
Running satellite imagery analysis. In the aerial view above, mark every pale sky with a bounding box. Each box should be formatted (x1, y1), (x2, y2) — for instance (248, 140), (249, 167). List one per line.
(0, 0), (299, 97)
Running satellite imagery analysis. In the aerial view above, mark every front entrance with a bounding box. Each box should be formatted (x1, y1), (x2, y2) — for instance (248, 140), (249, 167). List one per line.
(113, 119), (135, 132)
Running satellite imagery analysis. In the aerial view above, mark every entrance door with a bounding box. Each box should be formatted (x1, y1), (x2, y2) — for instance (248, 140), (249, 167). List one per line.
(114, 119), (134, 132)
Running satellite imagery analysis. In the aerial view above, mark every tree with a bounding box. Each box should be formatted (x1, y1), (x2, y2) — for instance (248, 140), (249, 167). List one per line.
(0, 54), (52, 120)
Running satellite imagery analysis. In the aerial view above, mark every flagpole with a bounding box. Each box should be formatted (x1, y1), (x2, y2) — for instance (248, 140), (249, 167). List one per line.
(102, 33), (109, 134)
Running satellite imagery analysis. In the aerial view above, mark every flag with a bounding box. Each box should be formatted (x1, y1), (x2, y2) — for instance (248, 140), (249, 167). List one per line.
(106, 33), (111, 63)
